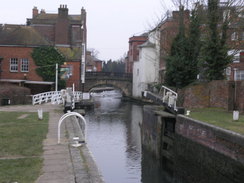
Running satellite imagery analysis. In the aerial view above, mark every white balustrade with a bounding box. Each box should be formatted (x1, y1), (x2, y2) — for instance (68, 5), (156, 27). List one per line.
(159, 85), (178, 111)
(32, 91), (84, 105)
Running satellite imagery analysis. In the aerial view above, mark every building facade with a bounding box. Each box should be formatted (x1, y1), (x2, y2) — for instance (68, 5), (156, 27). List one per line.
(159, 9), (190, 83)
(125, 34), (147, 73)
(0, 25), (53, 93)
(0, 5), (87, 93)
(133, 28), (160, 97)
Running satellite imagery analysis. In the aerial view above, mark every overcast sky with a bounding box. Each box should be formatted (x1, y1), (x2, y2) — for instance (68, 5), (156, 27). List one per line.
(0, 0), (175, 61)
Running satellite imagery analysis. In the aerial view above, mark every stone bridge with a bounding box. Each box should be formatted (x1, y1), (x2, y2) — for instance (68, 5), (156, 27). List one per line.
(84, 72), (132, 96)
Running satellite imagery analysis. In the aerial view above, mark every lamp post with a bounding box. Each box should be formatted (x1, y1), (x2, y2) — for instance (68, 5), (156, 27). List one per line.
(0, 57), (3, 79)
(233, 68), (239, 121)
(55, 63), (58, 91)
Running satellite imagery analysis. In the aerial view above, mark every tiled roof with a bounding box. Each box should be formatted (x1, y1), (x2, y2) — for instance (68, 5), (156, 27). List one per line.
(33, 13), (81, 21)
(57, 47), (82, 60)
(35, 13), (58, 20)
(0, 24), (51, 46)
(69, 15), (82, 21)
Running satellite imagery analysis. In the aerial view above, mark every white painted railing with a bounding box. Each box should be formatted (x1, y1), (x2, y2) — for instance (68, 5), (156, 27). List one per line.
(32, 91), (83, 105)
(58, 111), (87, 144)
(32, 91), (60, 105)
(159, 85), (178, 111)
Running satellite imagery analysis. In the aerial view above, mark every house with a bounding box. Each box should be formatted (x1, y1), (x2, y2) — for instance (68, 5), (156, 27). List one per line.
(133, 28), (160, 97)
(0, 5), (87, 93)
(0, 25), (53, 93)
(27, 5), (87, 48)
(27, 5), (87, 90)
(159, 9), (190, 83)
(225, 6), (244, 81)
(85, 51), (103, 72)
(125, 34), (147, 73)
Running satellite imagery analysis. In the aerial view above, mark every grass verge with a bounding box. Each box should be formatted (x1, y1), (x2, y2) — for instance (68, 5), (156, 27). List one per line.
(0, 111), (49, 183)
(189, 108), (244, 135)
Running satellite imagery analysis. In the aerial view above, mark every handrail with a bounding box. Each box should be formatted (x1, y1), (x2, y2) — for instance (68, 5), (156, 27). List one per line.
(58, 111), (87, 144)
(32, 91), (60, 105)
(32, 91), (83, 105)
(159, 85), (178, 111)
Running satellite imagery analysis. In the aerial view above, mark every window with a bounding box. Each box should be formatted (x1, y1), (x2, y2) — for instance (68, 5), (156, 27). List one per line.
(228, 50), (241, 63)
(223, 9), (230, 22)
(10, 58), (18, 72)
(231, 32), (238, 41)
(21, 58), (29, 72)
(235, 70), (244, 81)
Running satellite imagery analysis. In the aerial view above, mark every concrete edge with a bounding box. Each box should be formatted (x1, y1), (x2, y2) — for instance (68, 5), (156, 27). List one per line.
(65, 116), (105, 183)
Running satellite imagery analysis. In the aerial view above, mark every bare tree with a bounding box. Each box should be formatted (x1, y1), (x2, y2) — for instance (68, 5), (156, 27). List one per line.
(87, 48), (100, 58)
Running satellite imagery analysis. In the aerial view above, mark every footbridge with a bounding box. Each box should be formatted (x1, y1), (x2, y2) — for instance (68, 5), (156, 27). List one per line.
(84, 72), (132, 96)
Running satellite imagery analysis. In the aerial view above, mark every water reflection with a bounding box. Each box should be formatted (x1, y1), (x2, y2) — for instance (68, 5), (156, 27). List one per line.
(86, 90), (170, 183)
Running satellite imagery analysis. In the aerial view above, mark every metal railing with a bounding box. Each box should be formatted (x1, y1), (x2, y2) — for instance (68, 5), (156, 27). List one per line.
(32, 91), (60, 105)
(32, 91), (83, 105)
(58, 111), (87, 144)
(159, 85), (178, 111)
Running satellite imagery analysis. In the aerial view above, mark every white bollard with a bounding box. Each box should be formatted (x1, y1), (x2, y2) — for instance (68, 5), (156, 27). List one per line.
(233, 110), (239, 121)
(38, 109), (43, 120)
(186, 110), (190, 116)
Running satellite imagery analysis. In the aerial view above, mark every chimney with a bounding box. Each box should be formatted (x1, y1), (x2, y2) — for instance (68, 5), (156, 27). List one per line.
(32, 6), (38, 18)
(40, 9), (46, 14)
(81, 7), (86, 28)
(58, 4), (68, 18)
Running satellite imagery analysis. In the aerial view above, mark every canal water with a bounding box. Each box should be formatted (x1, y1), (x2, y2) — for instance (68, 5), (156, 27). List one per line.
(85, 90), (171, 183)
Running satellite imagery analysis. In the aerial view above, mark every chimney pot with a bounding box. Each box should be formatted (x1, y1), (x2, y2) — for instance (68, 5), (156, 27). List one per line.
(32, 6), (39, 18)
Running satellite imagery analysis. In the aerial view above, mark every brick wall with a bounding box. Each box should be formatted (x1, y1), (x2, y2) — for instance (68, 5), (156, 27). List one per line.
(174, 115), (244, 183)
(0, 46), (43, 81)
(179, 80), (244, 112)
(55, 18), (70, 45)
(65, 61), (80, 90)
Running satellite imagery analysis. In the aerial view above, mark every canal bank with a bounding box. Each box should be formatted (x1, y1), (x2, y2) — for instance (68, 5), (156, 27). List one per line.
(141, 105), (244, 183)
(36, 105), (104, 183)
(0, 104), (104, 183)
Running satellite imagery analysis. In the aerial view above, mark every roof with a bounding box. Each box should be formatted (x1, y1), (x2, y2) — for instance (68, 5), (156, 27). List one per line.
(32, 13), (81, 21)
(0, 24), (51, 46)
(139, 41), (155, 48)
(57, 47), (82, 60)
(34, 13), (58, 20)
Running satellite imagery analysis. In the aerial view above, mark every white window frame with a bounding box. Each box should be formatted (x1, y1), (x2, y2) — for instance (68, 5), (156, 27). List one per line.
(10, 58), (18, 72)
(231, 32), (238, 41)
(228, 50), (242, 63)
(235, 70), (244, 81)
(223, 9), (230, 22)
(21, 58), (29, 72)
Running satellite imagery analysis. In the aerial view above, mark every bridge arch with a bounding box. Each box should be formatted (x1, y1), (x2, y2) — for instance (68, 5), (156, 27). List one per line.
(85, 81), (131, 96)
(84, 72), (132, 96)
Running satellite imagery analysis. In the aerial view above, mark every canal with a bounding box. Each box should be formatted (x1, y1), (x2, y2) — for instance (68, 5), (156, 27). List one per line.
(85, 90), (171, 183)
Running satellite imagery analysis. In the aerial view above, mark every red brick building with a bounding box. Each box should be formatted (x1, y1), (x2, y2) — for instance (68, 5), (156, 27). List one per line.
(158, 4), (243, 82)
(27, 5), (87, 47)
(0, 5), (87, 93)
(86, 51), (103, 72)
(0, 25), (53, 93)
(158, 9), (190, 83)
(125, 34), (147, 73)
